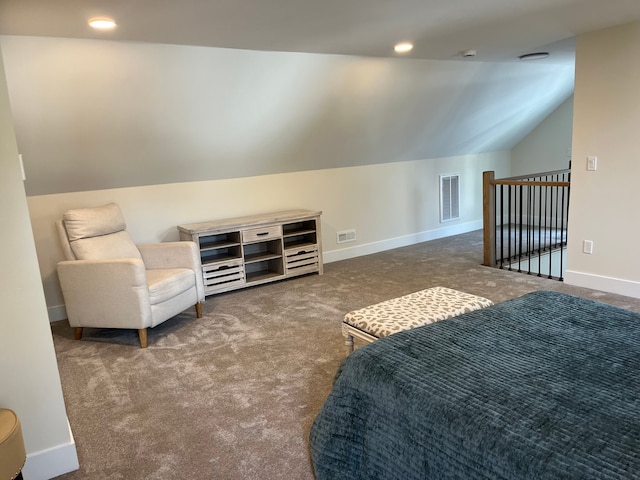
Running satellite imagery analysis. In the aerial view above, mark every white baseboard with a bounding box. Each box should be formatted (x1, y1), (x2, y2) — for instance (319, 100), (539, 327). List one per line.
(564, 270), (640, 299)
(47, 304), (67, 323)
(324, 220), (483, 264)
(22, 421), (79, 480)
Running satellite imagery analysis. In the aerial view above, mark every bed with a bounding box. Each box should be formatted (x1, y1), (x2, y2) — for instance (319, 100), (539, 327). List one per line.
(309, 291), (640, 479)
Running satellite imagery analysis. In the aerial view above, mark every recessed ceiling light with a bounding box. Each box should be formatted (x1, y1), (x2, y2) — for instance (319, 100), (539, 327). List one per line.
(394, 42), (413, 54)
(88, 17), (117, 30)
(518, 52), (549, 61)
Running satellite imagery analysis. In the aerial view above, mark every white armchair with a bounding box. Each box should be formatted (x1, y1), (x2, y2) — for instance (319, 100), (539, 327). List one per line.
(56, 203), (205, 348)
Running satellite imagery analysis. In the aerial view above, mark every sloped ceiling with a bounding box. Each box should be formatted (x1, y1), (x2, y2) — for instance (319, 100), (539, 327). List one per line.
(2, 0), (635, 194)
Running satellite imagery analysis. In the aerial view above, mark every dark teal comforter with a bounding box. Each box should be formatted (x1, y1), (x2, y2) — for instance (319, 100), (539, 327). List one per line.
(309, 291), (640, 479)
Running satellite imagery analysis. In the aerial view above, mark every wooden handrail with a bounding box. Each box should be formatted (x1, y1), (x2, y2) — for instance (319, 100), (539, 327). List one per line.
(492, 180), (570, 187)
(498, 168), (571, 182)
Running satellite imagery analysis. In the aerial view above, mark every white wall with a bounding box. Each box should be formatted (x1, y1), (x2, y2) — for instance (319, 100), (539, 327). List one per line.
(0, 46), (78, 479)
(511, 95), (574, 176)
(565, 21), (640, 297)
(1, 35), (570, 196)
(29, 150), (511, 319)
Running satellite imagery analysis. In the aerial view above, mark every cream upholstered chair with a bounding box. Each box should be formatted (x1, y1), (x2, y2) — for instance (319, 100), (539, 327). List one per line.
(56, 203), (204, 348)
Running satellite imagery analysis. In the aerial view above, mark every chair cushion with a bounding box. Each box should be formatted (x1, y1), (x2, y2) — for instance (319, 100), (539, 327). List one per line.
(70, 230), (142, 261)
(63, 203), (126, 241)
(147, 268), (195, 304)
(63, 203), (142, 260)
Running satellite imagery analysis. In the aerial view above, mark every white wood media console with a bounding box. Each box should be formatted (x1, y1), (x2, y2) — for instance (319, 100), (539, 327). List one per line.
(178, 209), (323, 296)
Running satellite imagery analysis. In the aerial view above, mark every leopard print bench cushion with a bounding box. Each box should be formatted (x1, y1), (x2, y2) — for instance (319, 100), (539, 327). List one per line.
(343, 286), (493, 339)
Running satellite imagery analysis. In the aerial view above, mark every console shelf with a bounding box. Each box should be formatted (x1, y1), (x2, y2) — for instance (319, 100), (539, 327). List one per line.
(178, 209), (323, 296)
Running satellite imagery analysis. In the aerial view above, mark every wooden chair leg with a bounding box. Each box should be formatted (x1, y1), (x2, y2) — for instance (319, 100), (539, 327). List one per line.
(195, 301), (203, 318)
(138, 328), (148, 348)
(74, 327), (83, 340)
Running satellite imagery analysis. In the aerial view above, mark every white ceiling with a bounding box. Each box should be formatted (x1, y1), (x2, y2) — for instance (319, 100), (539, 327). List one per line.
(1, 0), (640, 63)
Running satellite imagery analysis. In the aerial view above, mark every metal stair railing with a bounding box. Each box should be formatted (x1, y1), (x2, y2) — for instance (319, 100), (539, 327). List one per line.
(482, 169), (571, 280)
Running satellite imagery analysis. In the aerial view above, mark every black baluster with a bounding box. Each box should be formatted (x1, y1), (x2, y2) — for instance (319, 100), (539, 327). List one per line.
(499, 184), (504, 269)
(547, 186), (556, 278)
(507, 185), (512, 270)
(518, 184), (523, 272)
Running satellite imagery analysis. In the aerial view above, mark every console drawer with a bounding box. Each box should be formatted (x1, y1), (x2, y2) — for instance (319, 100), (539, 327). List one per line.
(242, 225), (282, 243)
(285, 245), (319, 274)
(202, 259), (245, 291)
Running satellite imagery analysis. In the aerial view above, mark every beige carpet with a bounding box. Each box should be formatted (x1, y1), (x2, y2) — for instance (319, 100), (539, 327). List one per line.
(50, 230), (640, 479)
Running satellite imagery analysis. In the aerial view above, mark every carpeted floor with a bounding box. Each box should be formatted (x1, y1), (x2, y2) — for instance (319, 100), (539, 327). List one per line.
(50, 230), (640, 479)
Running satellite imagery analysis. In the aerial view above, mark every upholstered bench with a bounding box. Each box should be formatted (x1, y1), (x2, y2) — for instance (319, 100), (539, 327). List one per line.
(342, 286), (493, 353)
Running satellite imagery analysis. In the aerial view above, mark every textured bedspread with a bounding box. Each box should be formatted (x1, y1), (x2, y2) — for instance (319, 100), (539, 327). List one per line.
(309, 291), (640, 479)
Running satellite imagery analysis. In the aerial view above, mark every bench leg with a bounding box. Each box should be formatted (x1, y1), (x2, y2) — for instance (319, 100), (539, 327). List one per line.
(344, 333), (354, 355)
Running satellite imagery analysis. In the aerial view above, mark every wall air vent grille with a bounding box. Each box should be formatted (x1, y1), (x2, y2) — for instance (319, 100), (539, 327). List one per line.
(337, 229), (356, 244)
(440, 174), (460, 223)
